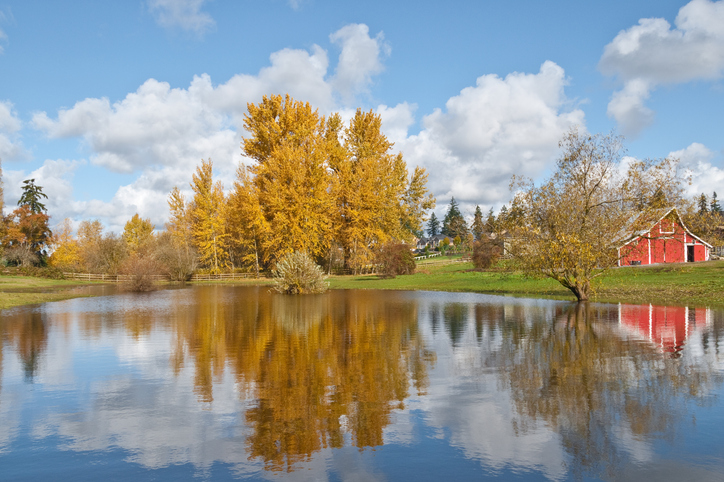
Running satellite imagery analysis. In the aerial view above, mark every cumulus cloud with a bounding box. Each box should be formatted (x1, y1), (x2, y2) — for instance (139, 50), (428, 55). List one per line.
(600, 0), (724, 136)
(148, 0), (215, 36)
(330, 24), (390, 102)
(669, 142), (724, 197)
(397, 61), (585, 216)
(376, 102), (416, 145)
(28, 26), (580, 231)
(29, 24), (392, 229)
(0, 100), (28, 161)
(2, 159), (83, 217)
(33, 79), (237, 175)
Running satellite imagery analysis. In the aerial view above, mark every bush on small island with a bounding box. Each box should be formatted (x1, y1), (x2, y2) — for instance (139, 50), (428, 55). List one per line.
(376, 242), (416, 278)
(272, 251), (329, 294)
(120, 254), (161, 292)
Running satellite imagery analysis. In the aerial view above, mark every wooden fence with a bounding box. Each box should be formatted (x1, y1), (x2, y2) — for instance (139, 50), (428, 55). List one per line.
(63, 273), (167, 282)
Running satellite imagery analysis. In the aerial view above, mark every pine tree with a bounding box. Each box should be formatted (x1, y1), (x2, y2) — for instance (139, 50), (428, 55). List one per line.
(711, 192), (722, 214)
(485, 208), (496, 234)
(18, 179), (48, 214)
(442, 197), (467, 239)
(427, 212), (440, 237)
(472, 205), (485, 240)
(698, 193), (709, 214)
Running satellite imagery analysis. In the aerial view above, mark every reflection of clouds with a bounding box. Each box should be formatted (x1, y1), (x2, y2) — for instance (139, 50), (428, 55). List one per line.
(2, 289), (724, 480)
(412, 293), (569, 480)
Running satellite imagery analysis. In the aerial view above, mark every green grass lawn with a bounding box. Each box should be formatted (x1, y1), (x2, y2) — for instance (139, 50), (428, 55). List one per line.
(0, 275), (95, 310)
(3, 257), (723, 310)
(328, 257), (724, 307)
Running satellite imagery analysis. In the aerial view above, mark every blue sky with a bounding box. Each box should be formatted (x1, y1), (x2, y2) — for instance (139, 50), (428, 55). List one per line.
(1, 0), (723, 231)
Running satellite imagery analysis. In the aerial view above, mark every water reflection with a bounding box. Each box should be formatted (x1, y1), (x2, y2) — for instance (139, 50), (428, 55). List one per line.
(0, 289), (723, 480)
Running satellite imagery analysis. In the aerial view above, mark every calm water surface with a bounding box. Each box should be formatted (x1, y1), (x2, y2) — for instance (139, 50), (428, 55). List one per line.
(1, 286), (723, 481)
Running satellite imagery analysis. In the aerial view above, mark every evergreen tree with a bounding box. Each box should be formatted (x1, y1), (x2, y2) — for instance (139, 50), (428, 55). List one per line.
(442, 197), (467, 238)
(698, 193), (709, 214)
(471, 205), (485, 240)
(18, 179), (48, 214)
(427, 212), (440, 237)
(485, 208), (496, 234)
(711, 192), (722, 214)
(498, 205), (509, 227)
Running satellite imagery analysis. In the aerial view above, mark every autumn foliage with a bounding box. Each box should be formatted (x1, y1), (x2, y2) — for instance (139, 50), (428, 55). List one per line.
(166, 94), (435, 276)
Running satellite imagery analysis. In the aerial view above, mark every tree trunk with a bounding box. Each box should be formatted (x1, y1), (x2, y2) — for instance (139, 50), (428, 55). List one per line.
(569, 281), (590, 302)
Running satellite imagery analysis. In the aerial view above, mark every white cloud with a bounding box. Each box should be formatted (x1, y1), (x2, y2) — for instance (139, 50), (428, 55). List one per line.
(28, 27), (579, 230)
(148, 0), (215, 36)
(30, 24), (392, 229)
(0, 100), (27, 161)
(605, 79), (654, 138)
(2, 159), (82, 217)
(33, 79), (237, 174)
(397, 61), (585, 215)
(207, 44), (334, 118)
(669, 142), (724, 197)
(600, 0), (724, 136)
(330, 24), (390, 102)
(376, 102), (416, 146)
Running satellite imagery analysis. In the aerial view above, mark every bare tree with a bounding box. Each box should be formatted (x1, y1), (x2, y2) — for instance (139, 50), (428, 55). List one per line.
(507, 128), (683, 302)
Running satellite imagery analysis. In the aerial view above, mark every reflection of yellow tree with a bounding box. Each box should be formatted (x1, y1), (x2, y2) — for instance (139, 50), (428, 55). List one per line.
(170, 288), (434, 472)
(491, 303), (723, 479)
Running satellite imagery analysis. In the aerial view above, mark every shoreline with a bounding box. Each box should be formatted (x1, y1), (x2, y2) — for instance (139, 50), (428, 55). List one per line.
(2, 259), (723, 311)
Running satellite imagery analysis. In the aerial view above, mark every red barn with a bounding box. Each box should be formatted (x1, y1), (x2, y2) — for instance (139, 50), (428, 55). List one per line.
(618, 208), (712, 266)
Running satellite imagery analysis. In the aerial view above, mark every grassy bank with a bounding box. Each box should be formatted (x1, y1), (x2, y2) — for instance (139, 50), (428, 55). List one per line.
(328, 257), (724, 308)
(3, 257), (723, 310)
(0, 274), (96, 310)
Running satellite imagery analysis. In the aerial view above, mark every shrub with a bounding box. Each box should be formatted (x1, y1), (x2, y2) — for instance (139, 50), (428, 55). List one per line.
(272, 251), (328, 294)
(376, 242), (416, 278)
(120, 254), (161, 292)
(4, 245), (39, 267)
(472, 238), (502, 270)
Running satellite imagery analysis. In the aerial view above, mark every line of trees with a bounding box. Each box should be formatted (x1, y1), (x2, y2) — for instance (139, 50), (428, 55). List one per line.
(167, 94), (435, 275)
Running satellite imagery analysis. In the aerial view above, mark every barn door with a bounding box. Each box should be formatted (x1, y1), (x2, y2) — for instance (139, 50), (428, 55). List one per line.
(687, 245), (695, 262)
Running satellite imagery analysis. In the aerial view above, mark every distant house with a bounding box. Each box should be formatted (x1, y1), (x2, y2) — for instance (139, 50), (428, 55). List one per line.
(417, 234), (449, 250)
(618, 208), (712, 266)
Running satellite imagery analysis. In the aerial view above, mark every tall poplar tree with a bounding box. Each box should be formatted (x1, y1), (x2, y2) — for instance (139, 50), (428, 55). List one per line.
(334, 109), (410, 271)
(190, 159), (228, 273)
(242, 95), (334, 267)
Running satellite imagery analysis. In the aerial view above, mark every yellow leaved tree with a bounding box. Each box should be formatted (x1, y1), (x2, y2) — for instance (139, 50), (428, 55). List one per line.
(122, 213), (155, 256)
(241, 94), (334, 267)
(333, 109), (434, 272)
(190, 159), (229, 273)
(48, 218), (82, 271)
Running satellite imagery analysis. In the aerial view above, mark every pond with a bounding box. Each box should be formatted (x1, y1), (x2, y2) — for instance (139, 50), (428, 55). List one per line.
(1, 286), (723, 480)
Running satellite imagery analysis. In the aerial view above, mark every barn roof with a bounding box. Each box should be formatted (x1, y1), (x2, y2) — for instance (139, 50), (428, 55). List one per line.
(619, 207), (713, 249)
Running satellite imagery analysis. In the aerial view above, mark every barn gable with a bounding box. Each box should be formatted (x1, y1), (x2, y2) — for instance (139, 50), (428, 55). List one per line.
(618, 208), (712, 266)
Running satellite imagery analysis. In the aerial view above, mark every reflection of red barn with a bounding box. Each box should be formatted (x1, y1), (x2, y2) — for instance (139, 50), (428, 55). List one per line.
(618, 208), (712, 266)
(618, 303), (711, 355)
